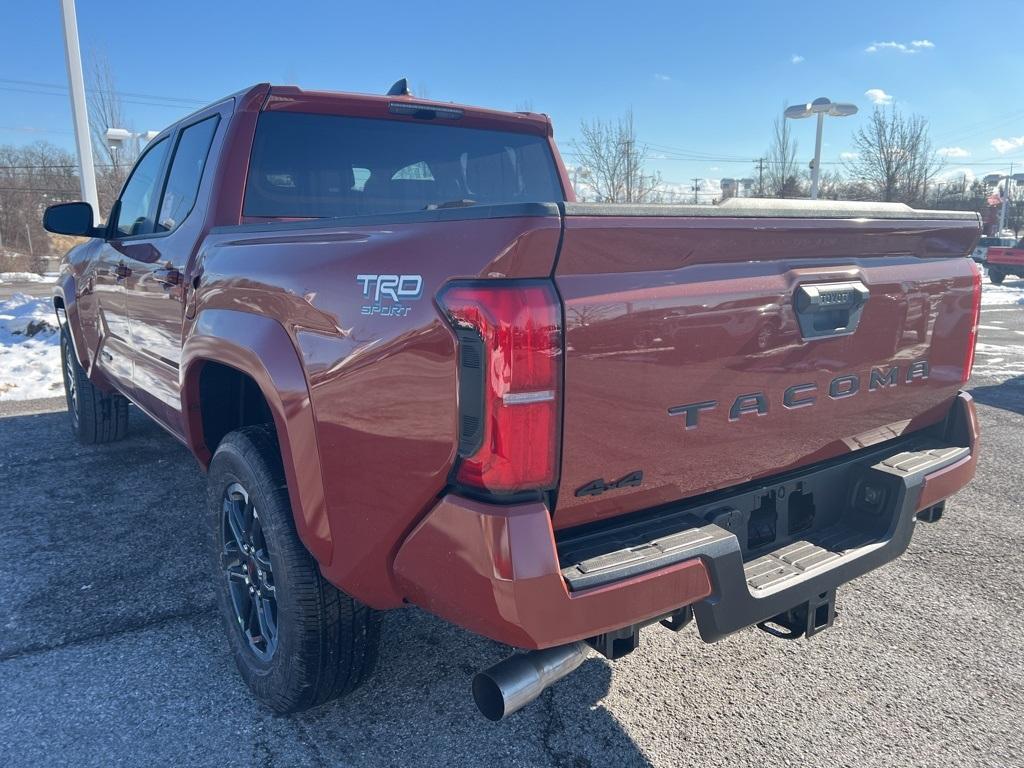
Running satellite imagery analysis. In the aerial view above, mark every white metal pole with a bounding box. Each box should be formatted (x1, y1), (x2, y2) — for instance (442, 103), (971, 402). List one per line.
(810, 112), (824, 200)
(59, 0), (99, 223)
(998, 162), (1013, 233)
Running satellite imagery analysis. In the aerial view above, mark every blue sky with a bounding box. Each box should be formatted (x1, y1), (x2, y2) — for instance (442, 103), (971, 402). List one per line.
(2, 0), (1023, 196)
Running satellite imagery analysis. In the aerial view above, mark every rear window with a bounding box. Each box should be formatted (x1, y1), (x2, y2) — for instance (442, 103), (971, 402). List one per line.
(244, 112), (564, 218)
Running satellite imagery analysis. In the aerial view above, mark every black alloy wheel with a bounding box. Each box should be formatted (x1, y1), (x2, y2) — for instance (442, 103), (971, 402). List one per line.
(221, 481), (279, 661)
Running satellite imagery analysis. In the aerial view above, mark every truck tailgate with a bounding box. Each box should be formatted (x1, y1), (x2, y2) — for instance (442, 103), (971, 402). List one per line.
(552, 201), (980, 529)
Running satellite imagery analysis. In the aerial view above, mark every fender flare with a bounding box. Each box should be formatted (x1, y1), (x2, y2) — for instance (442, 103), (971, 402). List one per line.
(51, 275), (88, 371)
(180, 308), (333, 566)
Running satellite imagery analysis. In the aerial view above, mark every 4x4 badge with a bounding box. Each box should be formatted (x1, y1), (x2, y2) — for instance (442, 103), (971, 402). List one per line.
(575, 470), (643, 498)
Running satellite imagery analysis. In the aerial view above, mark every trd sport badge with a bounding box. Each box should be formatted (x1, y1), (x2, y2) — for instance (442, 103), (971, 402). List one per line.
(356, 274), (423, 317)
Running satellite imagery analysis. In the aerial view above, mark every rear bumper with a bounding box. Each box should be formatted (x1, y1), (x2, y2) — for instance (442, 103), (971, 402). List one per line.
(393, 392), (978, 649)
(988, 257), (1024, 271)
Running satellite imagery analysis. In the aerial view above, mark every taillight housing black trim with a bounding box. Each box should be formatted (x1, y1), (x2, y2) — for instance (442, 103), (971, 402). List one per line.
(437, 279), (563, 498)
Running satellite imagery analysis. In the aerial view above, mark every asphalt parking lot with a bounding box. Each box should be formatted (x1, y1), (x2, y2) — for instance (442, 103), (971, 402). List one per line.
(2, 286), (1022, 768)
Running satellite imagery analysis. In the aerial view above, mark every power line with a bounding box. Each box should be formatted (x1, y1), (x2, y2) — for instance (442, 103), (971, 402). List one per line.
(0, 80), (209, 112)
(0, 77), (208, 106)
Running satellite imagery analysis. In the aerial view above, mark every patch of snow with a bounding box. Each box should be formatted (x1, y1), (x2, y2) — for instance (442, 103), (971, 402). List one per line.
(981, 274), (1024, 306)
(0, 293), (63, 401)
(0, 271), (57, 284)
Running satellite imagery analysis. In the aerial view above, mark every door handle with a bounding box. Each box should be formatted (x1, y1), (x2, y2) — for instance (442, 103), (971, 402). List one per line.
(153, 267), (181, 287)
(115, 263), (131, 280)
(793, 281), (869, 340)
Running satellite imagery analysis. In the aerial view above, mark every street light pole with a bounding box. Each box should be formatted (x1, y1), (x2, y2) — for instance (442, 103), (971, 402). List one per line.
(998, 162), (1014, 233)
(59, 0), (99, 223)
(811, 112), (825, 199)
(785, 97), (859, 201)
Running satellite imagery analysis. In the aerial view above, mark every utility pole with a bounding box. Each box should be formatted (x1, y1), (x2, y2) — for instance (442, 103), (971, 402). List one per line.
(755, 158), (765, 197)
(59, 0), (99, 223)
(691, 178), (701, 205)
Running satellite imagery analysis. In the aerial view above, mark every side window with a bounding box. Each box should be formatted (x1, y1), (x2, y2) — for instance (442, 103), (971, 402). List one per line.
(114, 138), (170, 237)
(156, 116), (219, 232)
(392, 162), (434, 180)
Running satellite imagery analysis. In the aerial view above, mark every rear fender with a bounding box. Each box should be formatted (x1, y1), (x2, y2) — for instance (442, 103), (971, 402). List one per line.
(181, 308), (332, 565)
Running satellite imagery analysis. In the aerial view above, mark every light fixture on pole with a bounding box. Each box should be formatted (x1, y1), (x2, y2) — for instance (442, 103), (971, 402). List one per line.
(106, 127), (160, 167)
(784, 97), (858, 200)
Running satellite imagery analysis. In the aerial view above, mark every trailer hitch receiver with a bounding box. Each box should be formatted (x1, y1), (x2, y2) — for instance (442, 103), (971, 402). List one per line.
(757, 589), (837, 640)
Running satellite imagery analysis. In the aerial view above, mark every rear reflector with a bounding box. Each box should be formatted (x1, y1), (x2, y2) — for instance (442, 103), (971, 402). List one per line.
(438, 281), (562, 496)
(962, 260), (982, 383)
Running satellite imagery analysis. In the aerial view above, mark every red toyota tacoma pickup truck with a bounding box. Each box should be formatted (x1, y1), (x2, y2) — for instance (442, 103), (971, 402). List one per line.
(985, 238), (1024, 284)
(44, 83), (982, 720)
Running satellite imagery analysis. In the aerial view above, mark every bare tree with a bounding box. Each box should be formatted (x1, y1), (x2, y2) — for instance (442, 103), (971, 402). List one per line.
(87, 51), (135, 214)
(844, 106), (942, 205)
(571, 110), (663, 203)
(764, 115), (802, 198)
(0, 142), (81, 271)
(813, 169), (848, 200)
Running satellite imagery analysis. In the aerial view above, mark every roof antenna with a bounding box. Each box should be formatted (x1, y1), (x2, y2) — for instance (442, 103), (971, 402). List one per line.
(387, 78), (411, 97)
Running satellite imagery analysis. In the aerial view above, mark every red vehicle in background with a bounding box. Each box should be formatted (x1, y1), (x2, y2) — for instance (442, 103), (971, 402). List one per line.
(986, 238), (1024, 283)
(42, 82), (982, 721)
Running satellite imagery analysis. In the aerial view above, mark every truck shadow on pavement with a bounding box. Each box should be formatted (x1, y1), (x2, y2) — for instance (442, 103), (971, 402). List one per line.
(0, 407), (653, 768)
(968, 375), (1024, 416)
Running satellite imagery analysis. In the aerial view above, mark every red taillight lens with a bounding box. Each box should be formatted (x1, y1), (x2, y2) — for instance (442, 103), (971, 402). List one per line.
(438, 281), (562, 496)
(962, 259), (982, 383)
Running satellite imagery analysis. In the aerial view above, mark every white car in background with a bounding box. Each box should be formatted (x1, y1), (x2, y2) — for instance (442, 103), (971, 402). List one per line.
(972, 235), (1016, 263)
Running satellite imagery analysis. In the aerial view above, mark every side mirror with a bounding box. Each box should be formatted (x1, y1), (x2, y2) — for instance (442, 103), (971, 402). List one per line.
(43, 202), (103, 238)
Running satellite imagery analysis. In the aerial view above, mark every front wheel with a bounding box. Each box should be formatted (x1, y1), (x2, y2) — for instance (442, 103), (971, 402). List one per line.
(60, 330), (129, 443)
(989, 268), (1005, 285)
(208, 425), (380, 713)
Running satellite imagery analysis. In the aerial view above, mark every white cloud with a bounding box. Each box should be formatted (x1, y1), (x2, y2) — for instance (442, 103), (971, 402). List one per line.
(654, 73), (671, 82)
(937, 146), (970, 158)
(791, 54), (805, 64)
(865, 39), (934, 54)
(935, 166), (976, 186)
(840, 151), (859, 161)
(865, 88), (894, 105)
(991, 136), (1024, 154)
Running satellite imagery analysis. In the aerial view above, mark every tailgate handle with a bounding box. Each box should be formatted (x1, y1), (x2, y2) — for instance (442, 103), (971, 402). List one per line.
(793, 281), (869, 339)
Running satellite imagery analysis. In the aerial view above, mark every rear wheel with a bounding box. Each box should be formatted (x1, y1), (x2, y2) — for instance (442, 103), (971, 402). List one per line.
(60, 330), (129, 443)
(208, 425), (379, 713)
(989, 268), (1005, 285)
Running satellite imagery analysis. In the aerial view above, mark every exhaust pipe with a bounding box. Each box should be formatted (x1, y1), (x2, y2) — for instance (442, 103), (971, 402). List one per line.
(472, 641), (589, 721)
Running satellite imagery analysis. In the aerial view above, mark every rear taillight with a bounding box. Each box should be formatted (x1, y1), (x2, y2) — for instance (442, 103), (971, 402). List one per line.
(962, 260), (982, 383)
(438, 281), (562, 496)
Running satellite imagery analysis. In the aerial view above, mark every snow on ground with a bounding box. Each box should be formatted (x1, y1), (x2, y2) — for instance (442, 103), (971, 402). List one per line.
(0, 272), (58, 284)
(0, 293), (63, 401)
(981, 272), (1024, 306)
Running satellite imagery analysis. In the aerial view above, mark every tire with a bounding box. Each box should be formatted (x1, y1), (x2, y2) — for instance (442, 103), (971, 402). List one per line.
(60, 330), (129, 443)
(989, 269), (1005, 285)
(207, 425), (380, 713)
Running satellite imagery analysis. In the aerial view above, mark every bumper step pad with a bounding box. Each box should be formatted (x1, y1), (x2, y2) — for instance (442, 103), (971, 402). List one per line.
(743, 526), (874, 593)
